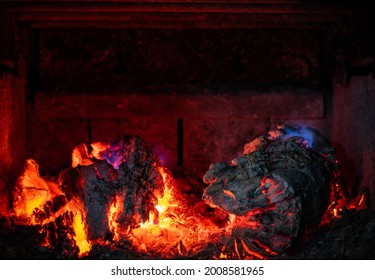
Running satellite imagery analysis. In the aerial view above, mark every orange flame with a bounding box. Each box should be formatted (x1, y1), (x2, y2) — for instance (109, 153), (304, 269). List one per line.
(13, 159), (61, 223)
(72, 213), (91, 256)
(12, 159), (91, 256)
(108, 194), (125, 241)
(90, 142), (110, 160)
(127, 167), (223, 257)
(68, 199), (91, 256)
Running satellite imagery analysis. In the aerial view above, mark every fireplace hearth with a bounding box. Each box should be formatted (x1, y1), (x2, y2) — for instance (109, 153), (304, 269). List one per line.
(1, 0), (375, 260)
(1, 125), (374, 260)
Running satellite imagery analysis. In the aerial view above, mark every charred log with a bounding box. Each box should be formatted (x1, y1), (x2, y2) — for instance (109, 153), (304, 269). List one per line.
(60, 160), (117, 241)
(60, 136), (164, 240)
(114, 137), (164, 229)
(203, 124), (335, 256)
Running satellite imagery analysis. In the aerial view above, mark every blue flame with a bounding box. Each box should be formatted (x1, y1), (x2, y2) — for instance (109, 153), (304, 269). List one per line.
(99, 142), (126, 169)
(280, 126), (314, 147)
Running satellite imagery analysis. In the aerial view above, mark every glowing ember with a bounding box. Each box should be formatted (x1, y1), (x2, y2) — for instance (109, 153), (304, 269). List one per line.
(128, 167), (223, 257)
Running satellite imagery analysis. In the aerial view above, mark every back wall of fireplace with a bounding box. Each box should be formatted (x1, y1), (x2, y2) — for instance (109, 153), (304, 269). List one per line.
(1, 0), (374, 212)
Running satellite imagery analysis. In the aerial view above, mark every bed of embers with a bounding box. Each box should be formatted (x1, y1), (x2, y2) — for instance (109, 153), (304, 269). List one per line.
(1, 124), (374, 260)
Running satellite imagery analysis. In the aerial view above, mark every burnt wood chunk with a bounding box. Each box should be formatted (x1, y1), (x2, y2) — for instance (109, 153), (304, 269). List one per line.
(60, 136), (164, 241)
(203, 124), (335, 255)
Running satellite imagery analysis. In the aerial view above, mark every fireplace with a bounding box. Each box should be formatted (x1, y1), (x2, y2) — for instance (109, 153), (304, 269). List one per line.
(1, 0), (375, 260)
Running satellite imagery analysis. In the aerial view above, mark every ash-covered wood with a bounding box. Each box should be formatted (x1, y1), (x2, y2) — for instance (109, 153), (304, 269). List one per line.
(203, 124), (335, 255)
(113, 137), (164, 229)
(5, 135), (164, 258)
(60, 136), (164, 241)
(60, 160), (117, 241)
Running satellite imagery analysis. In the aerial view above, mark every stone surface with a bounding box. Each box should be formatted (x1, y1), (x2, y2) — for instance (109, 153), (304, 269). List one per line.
(26, 116), (88, 175)
(28, 89), (325, 176)
(37, 29), (321, 92)
(34, 89), (324, 119)
(332, 75), (375, 209)
(184, 119), (269, 178)
(0, 74), (26, 214)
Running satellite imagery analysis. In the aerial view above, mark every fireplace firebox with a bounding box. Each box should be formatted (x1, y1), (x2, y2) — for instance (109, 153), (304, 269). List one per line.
(1, 0), (375, 259)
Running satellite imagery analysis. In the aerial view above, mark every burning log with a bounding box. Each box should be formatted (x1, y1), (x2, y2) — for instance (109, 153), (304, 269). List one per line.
(60, 160), (118, 241)
(60, 136), (164, 241)
(10, 136), (164, 256)
(12, 159), (63, 223)
(203, 124), (335, 256)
